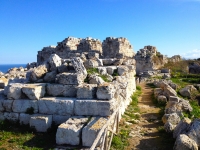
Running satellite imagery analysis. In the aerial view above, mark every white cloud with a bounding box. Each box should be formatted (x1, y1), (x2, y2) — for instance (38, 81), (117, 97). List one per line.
(181, 49), (200, 59)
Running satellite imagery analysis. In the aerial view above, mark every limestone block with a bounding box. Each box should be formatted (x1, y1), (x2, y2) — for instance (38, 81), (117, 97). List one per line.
(174, 134), (198, 150)
(97, 67), (107, 75)
(56, 73), (84, 85)
(30, 63), (49, 82)
(19, 113), (32, 125)
(58, 63), (68, 73)
(164, 122), (176, 133)
(157, 95), (167, 103)
(102, 37), (134, 58)
(162, 113), (180, 125)
(169, 96), (180, 102)
(3, 100), (13, 111)
(122, 59), (136, 65)
(88, 52), (99, 59)
(48, 54), (62, 71)
(0, 77), (8, 88)
(84, 59), (99, 69)
(77, 84), (97, 99)
(4, 112), (19, 122)
(56, 116), (88, 145)
(97, 83), (116, 100)
(29, 114), (52, 132)
(0, 89), (6, 100)
(12, 100), (38, 113)
(43, 71), (57, 82)
(117, 66), (129, 76)
(7, 83), (24, 100)
(187, 119), (200, 146)
(46, 84), (77, 97)
(0, 112), (5, 121)
(102, 59), (115, 66)
(179, 85), (197, 98)
(173, 118), (191, 139)
(71, 57), (87, 77)
(52, 115), (71, 125)
(154, 88), (163, 98)
(82, 117), (107, 147)
(22, 83), (46, 100)
(38, 97), (74, 115)
(0, 100), (4, 112)
(106, 66), (117, 75)
(74, 99), (116, 116)
(88, 74), (105, 85)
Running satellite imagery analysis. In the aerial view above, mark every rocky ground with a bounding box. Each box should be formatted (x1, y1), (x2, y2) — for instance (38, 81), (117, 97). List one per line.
(125, 83), (175, 150)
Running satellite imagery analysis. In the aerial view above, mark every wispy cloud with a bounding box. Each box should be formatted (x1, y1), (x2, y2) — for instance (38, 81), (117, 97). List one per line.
(182, 49), (200, 59)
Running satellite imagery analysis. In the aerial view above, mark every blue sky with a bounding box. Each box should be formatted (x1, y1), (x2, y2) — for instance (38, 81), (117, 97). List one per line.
(0, 0), (199, 64)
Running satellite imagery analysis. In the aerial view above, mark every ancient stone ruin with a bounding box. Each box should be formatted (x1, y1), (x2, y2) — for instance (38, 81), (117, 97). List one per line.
(0, 36), (136, 148)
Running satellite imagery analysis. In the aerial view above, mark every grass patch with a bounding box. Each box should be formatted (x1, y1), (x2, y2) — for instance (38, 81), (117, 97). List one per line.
(86, 68), (99, 74)
(111, 86), (142, 149)
(99, 74), (111, 82)
(0, 120), (57, 149)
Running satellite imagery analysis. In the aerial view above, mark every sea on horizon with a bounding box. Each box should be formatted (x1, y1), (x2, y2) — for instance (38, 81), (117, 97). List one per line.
(0, 64), (26, 73)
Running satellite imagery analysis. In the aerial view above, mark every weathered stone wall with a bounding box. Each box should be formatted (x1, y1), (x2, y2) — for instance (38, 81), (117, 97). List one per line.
(102, 37), (134, 58)
(135, 45), (168, 75)
(1, 36), (136, 147)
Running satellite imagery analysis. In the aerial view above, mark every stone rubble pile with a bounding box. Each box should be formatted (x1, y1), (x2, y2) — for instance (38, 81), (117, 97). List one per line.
(153, 80), (200, 150)
(0, 36), (136, 148)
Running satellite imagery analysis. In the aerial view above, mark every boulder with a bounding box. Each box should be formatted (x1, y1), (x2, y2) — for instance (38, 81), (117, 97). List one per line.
(46, 84), (77, 97)
(82, 117), (107, 147)
(58, 63), (68, 73)
(48, 54), (62, 71)
(77, 84), (97, 99)
(22, 83), (46, 100)
(71, 57), (87, 78)
(164, 122), (176, 133)
(173, 118), (191, 139)
(154, 88), (163, 98)
(30, 114), (52, 132)
(56, 117), (88, 145)
(30, 63), (49, 82)
(43, 71), (57, 82)
(38, 97), (74, 115)
(157, 95), (167, 103)
(97, 83), (116, 100)
(179, 85), (197, 98)
(174, 134), (198, 150)
(187, 119), (200, 146)
(162, 113), (180, 125)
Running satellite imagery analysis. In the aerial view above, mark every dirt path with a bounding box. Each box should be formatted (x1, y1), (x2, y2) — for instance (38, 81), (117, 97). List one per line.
(125, 83), (168, 150)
